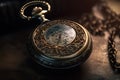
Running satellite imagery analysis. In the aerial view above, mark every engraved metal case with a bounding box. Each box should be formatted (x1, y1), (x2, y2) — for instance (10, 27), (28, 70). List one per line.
(27, 20), (92, 69)
(20, 1), (92, 69)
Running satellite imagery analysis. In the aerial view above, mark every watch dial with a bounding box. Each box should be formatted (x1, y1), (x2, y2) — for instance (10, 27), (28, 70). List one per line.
(44, 24), (76, 46)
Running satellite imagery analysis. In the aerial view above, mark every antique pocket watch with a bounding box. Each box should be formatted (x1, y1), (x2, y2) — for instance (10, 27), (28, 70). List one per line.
(20, 1), (92, 69)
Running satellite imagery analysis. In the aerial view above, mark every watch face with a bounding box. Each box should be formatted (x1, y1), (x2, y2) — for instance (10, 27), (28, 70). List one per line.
(32, 20), (88, 59)
(44, 24), (76, 46)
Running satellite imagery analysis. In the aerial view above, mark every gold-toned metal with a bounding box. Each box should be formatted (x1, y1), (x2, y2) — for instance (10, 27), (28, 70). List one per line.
(32, 20), (90, 59)
(20, 1), (92, 69)
(28, 19), (92, 69)
(20, 0), (51, 21)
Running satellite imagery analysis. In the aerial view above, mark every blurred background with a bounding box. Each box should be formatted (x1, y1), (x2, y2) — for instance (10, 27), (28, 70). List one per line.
(0, 0), (111, 34)
(0, 0), (119, 35)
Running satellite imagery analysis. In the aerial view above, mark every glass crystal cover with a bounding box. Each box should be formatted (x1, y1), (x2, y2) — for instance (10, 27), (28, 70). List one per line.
(44, 24), (76, 46)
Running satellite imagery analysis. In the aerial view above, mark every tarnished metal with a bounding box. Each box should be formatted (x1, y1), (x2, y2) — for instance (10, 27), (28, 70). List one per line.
(28, 20), (92, 69)
(20, 0), (51, 21)
(108, 31), (120, 72)
(33, 20), (87, 59)
(79, 2), (120, 73)
(20, 1), (93, 69)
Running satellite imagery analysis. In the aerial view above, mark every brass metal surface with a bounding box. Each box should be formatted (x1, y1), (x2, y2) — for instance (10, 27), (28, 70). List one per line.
(32, 20), (88, 59)
(20, 0), (51, 21)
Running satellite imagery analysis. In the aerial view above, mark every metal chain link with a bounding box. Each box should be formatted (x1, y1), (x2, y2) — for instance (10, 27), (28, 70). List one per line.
(108, 31), (120, 72)
(79, 1), (120, 72)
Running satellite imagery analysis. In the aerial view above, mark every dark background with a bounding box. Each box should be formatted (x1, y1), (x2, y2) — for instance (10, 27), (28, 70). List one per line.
(0, 0), (100, 35)
(0, 0), (120, 80)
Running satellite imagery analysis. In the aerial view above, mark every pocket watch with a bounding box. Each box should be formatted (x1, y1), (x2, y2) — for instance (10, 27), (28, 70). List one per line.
(20, 1), (92, 69)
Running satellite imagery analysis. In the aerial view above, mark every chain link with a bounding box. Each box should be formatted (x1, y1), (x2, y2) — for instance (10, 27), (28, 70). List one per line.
(108, 31), (120, 72)
(79, 1), (120, 72)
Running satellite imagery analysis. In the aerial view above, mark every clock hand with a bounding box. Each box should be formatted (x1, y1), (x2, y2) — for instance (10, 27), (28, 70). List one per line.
(57, 33), (62, 45)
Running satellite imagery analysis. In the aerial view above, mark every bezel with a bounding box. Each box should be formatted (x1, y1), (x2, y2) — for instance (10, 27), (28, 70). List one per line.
(32, 20), (89, 59)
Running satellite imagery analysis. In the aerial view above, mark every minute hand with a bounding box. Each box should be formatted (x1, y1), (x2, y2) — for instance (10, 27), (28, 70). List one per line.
(57, 33), (62, 45)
